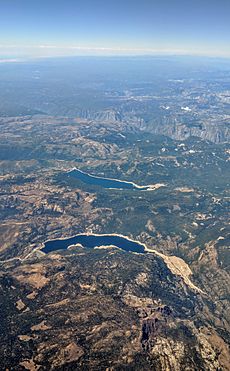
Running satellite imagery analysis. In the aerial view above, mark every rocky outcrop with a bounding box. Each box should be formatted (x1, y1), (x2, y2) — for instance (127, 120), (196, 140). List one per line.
(145, 117), (230, 143)
(76, 109), (123, 122)
(140, 305), (172, 351)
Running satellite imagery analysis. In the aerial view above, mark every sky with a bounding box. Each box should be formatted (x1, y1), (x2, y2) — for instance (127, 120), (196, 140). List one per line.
(0, 0), (230, 59)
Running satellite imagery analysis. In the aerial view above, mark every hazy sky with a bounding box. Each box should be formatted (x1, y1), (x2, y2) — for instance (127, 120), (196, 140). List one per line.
(0, 0), (230, 58)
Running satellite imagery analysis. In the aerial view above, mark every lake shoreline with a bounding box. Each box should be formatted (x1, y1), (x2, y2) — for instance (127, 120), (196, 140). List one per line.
(67, 167), (166, 191)
(40, 232), (147, 254)
(39, 231), (204, 294)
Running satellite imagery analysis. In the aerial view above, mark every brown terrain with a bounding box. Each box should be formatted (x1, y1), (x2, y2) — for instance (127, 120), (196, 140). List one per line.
(0, 115), (229, 370)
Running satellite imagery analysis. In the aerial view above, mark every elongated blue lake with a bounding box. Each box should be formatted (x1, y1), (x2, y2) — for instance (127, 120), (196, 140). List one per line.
(41, 234), (147, 254)
(67, 168), (150, 190)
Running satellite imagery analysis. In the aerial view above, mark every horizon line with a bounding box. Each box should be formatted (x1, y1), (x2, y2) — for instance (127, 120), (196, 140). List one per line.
(0, 44), (230, 59)
(0, 54), (230, 63)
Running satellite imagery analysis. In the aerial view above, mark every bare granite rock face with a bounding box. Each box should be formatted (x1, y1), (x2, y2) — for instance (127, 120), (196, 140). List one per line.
(145, 116), (230, 143)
